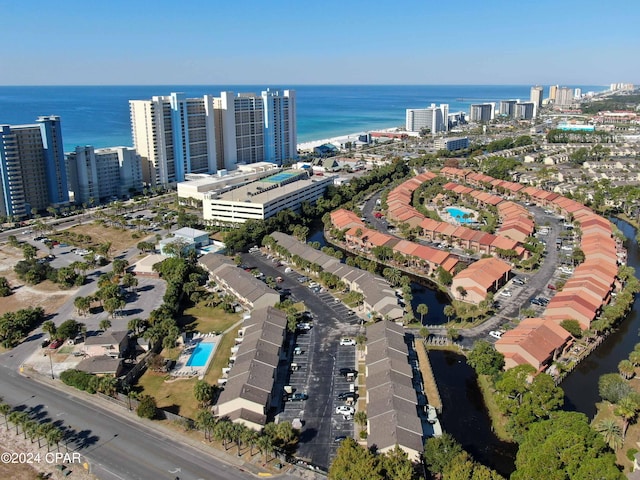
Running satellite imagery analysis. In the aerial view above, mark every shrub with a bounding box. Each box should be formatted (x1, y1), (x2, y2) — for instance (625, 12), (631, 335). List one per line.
(627, 448), (638, 462)
(60, 369), (96, 392)
(137, 394), (158, 419)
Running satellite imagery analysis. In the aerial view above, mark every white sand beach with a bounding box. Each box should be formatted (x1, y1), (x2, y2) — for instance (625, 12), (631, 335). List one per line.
(297, 126), (407, 152)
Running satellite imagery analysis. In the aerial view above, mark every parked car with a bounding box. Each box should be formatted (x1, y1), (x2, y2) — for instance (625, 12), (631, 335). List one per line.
(340, 338), (356, 346)
(335, 406), (355, 415)
(337, 392), (357, 401)
(513, 278), (525, 286)
(48, 339), (64, 349)
(297, 323), (312, 331)
(339, 368), (358, 377)
(289, 393), (308, 402)
(547, 284), (557, 290)
(334, 435), (348, 444)
(489, 331), (502, 339)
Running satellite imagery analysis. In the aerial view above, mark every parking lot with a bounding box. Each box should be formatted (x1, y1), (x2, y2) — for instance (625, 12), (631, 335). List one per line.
(246, 250), (360, 469)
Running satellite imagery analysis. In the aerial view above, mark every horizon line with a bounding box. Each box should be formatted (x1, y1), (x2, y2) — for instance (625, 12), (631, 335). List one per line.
(0, 83), (612, 88)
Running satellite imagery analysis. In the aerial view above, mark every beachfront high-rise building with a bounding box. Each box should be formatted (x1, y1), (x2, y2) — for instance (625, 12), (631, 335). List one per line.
(0, 116), (69, 218)
(555, 87), (574, 107)
(530, 86), (544, 110)
(470, 103), (494, 122)
(129, 93), (217, 186)
(215, 90), (297, 170)
(574, 88), (582, 99)
(499, 100), (518, 118)
(549, 85), (558, 102)
(262, 89), (297, 165)
(66, 146), (143, 204)
(405, 104), (449, 133)
(515, 102), (535, 120)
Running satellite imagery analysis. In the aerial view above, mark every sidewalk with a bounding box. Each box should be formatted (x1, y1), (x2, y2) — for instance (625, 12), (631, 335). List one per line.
(19, 366), (299, 478)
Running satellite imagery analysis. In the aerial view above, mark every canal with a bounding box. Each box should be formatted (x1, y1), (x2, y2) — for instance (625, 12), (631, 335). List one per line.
(312, 219), (639, 475)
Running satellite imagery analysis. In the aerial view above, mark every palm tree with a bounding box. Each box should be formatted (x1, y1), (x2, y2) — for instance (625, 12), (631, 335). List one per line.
(42, 320), (57, 340)
(127, 317), (145, 335)
(257, 434), (274, 463)
(618, 359), (635, 380)
(246, 430), (259, 457)
(595, 419), (623, 450)
(99, 376), (118, 397)
(36, 422), (53, 449)
(45, 425), (64, 452)
(214, 420), (233, 451)
(24, 419), (39, 443)
(629, 350), (640, 367)
(0, 403), (11, 430)
(230, 422), (246, 455)
(417, 303), (429, 323)
(99, 319), (112, 332)
(614, 396), (640, 439)
(443, 305), (456, 323)
(195, 410), (216, 442)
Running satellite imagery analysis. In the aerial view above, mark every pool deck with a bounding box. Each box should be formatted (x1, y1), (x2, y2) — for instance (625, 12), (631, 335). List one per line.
(443, 206), (478, 225)
(171, 333), (220, 379)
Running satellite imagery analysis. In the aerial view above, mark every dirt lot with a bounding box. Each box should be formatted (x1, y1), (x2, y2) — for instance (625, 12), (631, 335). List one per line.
(50, 222), (149, 253)
(0, 427), (98, 480)
(0, 245), (74, 317)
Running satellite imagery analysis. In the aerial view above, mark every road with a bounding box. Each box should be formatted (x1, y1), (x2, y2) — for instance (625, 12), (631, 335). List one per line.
(0, 362), (300, 480)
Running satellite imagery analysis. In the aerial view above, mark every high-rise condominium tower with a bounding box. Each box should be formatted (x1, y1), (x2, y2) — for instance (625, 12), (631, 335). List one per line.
(130, 89), (297, 186)
(0, 116), (69, 218)
(405, 104), (449, 133)
(130, 93), (217, 186)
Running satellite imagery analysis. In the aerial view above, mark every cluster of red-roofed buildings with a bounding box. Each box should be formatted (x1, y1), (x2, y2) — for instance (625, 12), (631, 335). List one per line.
(330, 165), (626, 374)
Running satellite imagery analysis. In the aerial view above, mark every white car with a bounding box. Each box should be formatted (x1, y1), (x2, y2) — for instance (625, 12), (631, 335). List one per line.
(499, 290), (512, 297)
(335, 406), (355, 416)
(489, 331), (503, 339)
(340, 338), (356, 346)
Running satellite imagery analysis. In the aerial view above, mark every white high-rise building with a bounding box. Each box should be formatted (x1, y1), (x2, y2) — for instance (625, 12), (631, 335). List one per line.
(66, 146), (143, 204)
(130, 93), (217, 186)
(214, 89), (297, 170)
(405, 104), (449, 133)
(515, 102), (535, 120)
(499, 100), (518, 117)
(530, 86), (544, 109)
(470, 103), (494, 122)
(574, 88), (582, 99)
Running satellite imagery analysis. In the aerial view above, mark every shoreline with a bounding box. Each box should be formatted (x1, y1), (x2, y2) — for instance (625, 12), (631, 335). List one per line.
(297, 126), (408, 152)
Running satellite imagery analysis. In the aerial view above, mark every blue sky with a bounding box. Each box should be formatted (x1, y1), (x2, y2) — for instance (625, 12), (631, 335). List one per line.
(1, 0), (638, 85)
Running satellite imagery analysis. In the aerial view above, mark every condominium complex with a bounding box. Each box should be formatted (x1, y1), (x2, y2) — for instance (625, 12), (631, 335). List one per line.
(129, 92), (217, 186)
(515, 102), (535, 120)
(0, 116), (69, 218)
(131, 89), (297, 187)
(530, 85), (544, 110)
(66, 146), (143, 204)
(549, 85), (558, 102)
(499, 100), (518, 117)
(434, 137), (469, 152)
(555, 87), (574, 107)
(469, 103), (495, 122)
(202, 170), (332, 225)
(405, 103), (449, 133)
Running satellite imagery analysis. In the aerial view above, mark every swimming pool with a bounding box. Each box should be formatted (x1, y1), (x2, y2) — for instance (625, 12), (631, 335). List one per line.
(186, 342), (215, 367)
(447, 207), (475, 224)
(261, 171), (299, 183)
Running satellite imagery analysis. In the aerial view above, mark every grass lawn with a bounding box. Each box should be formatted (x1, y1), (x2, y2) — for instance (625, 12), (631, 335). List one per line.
(592, 399), (639, 473)
(180, 303), (240, 334)
(137, 371), (200, 419)
(476, 374), (512, 442)
(50, 222), (147, 253)
(204, 325), (241, 386)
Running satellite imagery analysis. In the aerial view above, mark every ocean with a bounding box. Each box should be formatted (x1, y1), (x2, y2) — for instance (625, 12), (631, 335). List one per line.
(0, 84), (605, 152)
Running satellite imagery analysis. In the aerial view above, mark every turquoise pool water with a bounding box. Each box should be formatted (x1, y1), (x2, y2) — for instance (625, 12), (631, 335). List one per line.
(186, 342), (215, 367)
(261, 171), (298, 183)
(447, 207), (475, 224)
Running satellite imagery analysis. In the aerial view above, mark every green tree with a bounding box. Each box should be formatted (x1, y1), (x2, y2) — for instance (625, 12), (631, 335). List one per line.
(99, 319), (112, 331)
(618, 359), (635, 380)
(195, 409), (216, 441)
(193, 380), (216, 408)
(0, 277), (11, 297)
(511, 411), (622, 480)
(599, 373), (632, 403)
(56, 319), (82, 340)
(381, 445), (414, 480)
(42, 320), (57, 340)
(328, 437), (383, 480)
(136, 394), (157, 419)
(423, 433), (464, 476)
(444, 305), (456, 322)
(74, 296), (91, 316)
(417, 303), (429, 323)
(22, 244), (37, 261)
(559, 319), (582, 338)
(467, 340), (505, 376)
(614, 395), (640, 439)
(594, 418), (623, 451)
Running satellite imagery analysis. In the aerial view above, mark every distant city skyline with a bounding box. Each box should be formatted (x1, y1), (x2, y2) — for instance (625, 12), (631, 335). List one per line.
(1, 0), (637, 86)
